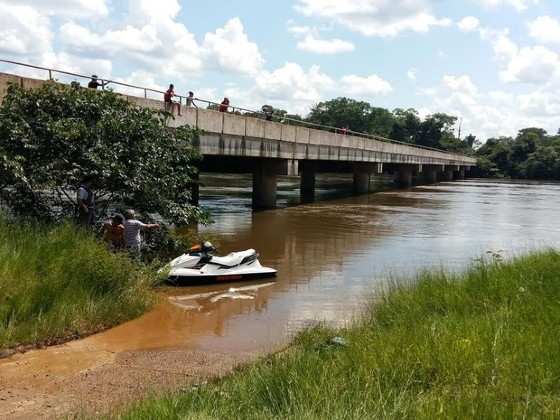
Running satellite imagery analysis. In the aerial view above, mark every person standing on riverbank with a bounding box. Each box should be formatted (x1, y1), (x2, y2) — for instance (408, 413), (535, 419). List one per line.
(103, 214), (125, 250)
(123, 210), (160, 255)
(77, 179), (95, 227)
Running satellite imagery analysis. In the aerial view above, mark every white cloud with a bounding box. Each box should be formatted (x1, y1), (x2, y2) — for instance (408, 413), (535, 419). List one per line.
(340, 74), (393, 97)
(473, 0), (540, 12)
(60, 22), (163, 55)
(256, 62), (334, 103)
(443, 75), (478, 95)
(528, 16), (560, 45)
(481, 28), (560, 85)
(458, 16), (480, 32)
(203, 18), (264, 76)
(407, 68), (417, 81)
(500, 45), (560, 84)
(519, 91), (560, 117)
(0, 3), (52, 57)
(297, 35), (355, 54)
(133, 0), (181, 22)
(288, 25), (355, 54)
(13, 0), (109, 18)
(294, 0), (451, 37)
(421, 74), (560, 140)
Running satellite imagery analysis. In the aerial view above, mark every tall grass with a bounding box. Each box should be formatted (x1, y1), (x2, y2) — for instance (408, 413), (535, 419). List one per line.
(119, 250), (560, 419)
(0, 219), (154, 350)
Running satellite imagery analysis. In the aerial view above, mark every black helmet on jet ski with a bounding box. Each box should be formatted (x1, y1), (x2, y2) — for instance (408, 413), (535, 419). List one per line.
(202, 241), (215, 253)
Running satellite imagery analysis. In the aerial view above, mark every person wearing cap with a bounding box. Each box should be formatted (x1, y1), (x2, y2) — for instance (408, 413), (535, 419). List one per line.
(123, 209), (160, 254)
(88, 75), (109, 90)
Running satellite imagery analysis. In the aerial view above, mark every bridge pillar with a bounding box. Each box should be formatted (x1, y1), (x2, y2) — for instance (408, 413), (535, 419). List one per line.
(353, 165), (370, 195)
(253, 162), (278, 210)
(455, 167), (466, 180)
(442, 168), (454, 181)
(288, 159), (299, 177)
(191, 172), (200, 206)
(300, 161), (316, 203)
(397, 166), (413, 188)
(424, 168), (438, 184)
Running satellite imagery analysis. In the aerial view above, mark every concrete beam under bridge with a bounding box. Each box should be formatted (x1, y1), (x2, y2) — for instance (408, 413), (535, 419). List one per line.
(440, 167), (455, 182)
(397, 165), (415, 188)
(420, 165), (444, 184)
(455, 167), (466, 180)
(252, 160), (286, 210)
(352, 163), (383, 195)
(300, 161), (317, 203)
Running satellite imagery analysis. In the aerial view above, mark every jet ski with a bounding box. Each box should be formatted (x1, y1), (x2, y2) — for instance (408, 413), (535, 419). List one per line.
(167, 242), (277, 286)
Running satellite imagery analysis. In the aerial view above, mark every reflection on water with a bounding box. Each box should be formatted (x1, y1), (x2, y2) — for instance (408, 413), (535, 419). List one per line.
(3, 178), (560, 376)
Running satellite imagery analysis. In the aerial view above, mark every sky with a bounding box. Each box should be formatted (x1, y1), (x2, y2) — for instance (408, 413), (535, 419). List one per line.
(0, 0), (559, 141)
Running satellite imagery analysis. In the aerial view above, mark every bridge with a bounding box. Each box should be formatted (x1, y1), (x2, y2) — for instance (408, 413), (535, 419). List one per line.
(0, 61), (476, 210)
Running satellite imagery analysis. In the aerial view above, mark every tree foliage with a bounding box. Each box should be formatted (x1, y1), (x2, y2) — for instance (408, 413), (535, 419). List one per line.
(475, 128), (560, 179)
(306, 97), (475, 153)
(0, 81), (205, 224)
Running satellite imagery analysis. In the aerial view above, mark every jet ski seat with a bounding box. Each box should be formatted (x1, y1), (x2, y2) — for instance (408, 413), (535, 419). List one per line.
(210, 249), (257, 268)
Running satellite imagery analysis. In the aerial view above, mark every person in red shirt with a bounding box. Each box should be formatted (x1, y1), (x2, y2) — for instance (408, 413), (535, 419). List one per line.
(218, 97), (230, 112)
(164, 84), (176, 114)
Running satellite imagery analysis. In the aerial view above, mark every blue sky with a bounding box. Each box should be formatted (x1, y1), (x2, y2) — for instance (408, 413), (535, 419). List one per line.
(0, 0), (559, 140)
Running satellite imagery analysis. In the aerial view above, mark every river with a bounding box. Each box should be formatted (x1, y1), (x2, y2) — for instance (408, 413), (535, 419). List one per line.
(160, 176), (560, 353)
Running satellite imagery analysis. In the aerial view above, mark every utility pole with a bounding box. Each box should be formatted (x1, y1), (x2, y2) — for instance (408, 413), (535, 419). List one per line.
(457, 117), (463, 140)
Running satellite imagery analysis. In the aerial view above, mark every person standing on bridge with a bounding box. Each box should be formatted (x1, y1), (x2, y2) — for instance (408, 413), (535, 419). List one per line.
(219, 97), (230, 112)
(164, 84), (177, 114)
(186, 91), (197, 107)
(88, 75), (109, 90)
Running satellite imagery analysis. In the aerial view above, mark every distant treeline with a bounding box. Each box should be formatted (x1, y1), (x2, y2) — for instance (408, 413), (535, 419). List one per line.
(475, 128), (560, 179)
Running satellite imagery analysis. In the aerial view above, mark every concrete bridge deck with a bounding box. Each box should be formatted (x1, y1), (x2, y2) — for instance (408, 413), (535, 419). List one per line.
(0, 71), (477, 209)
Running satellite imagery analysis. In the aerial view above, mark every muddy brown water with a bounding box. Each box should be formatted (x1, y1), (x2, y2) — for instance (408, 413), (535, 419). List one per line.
(2, 176), (560, 416)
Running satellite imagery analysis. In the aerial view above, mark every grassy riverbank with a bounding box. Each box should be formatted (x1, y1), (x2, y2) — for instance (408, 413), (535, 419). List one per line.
(0, 220), (154, 351)
(120, 250), (560, 419)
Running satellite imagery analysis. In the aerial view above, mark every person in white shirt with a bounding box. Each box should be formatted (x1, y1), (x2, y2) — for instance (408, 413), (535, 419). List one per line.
(123, 209), (160, 254)
(77, 180), (95, 227)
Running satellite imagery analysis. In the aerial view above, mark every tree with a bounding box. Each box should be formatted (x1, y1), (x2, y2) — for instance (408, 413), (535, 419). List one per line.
(416, 113), (458, 149)
(367, 107), (395, 138)
(390, 108), (421, 143)
(307, 97), (373, 133)
(0, 81), (206, 225)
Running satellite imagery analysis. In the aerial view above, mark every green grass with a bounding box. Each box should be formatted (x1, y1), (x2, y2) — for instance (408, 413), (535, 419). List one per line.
(0, 219), (155, 350)
(118, 250), (560, 419)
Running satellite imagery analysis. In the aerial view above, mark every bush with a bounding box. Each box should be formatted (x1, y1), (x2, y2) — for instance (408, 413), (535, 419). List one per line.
(0, 218), (155, 350)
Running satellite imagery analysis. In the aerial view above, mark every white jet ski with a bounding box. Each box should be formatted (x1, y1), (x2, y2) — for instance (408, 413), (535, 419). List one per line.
(167, 242), (277, 286)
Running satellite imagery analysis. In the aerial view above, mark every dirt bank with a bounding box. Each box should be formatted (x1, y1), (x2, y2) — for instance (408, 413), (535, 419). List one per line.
(0, 341), (257, 419)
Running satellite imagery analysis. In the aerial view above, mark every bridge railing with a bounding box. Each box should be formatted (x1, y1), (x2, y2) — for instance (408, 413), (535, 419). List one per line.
(0, 58), (474, 161)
